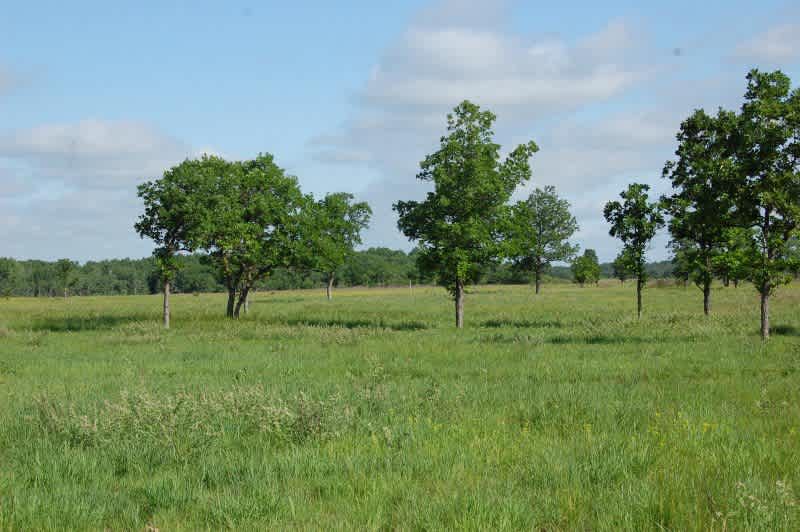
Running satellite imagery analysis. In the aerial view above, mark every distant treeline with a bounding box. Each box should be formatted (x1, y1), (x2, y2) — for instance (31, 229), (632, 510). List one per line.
(0, 251), (676, 297)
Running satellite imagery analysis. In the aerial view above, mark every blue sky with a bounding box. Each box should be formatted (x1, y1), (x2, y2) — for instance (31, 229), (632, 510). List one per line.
(1, 0), (799, 262)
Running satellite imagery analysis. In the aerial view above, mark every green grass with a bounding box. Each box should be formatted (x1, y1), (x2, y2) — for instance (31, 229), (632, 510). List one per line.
(1, 283), (799, 530)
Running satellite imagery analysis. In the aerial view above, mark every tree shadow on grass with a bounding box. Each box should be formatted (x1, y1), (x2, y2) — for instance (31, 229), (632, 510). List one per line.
(29, 315), (147, 332)
(772, 325), (800, 337)
(481, 319), (564, 329)
(279, 317), (429, 331)
(548, 334), (655, 345)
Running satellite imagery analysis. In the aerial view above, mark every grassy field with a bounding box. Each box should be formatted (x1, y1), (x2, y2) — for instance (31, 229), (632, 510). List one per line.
(0, 282), (799, 530)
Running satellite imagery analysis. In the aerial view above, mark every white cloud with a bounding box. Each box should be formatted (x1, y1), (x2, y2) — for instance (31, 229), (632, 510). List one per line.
(735, 23), (800, 63)
(361, 17), (644, 110)
(0, 119), (192, 189)
(0, 120), (205, 260)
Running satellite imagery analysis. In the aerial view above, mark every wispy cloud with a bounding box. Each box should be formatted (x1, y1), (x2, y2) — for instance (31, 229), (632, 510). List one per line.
(734, 23), (800, 63)
(0, 119), (206, 260)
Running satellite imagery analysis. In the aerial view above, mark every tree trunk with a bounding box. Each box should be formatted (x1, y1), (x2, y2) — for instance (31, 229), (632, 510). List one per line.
(733, 279), (739, 288)
(636, 277), (643, 320)
(326, 272), (334, 301)
(454, 279), (464, 329)
(226, 288), (236, 318)
(163, 279), (171, 329)
(760, 288), (770, 340)
(64, 287), (68, 299)
(234, 286), (250, 319)
(243, 289), (250, 315)
(534, 270), (541, 294)
(703, 280), (711, 316)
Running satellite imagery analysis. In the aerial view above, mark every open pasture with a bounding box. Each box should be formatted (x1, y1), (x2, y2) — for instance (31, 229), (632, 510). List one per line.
(0, 283), (799, 530)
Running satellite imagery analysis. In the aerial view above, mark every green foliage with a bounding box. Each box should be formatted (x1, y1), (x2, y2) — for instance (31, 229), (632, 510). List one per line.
(55, 258), (78, 297)
(394, 100), (539, 297)
(729, 69), (800, 297)
(712, 228), (754, 287)
(571, 249), (600, 286)
(669, 240), (692, 286)
(506, 186), (579, 291)
(662, 108), (737, 298)
(304, 192), (372, 281)
(201, 154), (310, 316)
(612, 250), (632, 284)
(0, 258), (19, 297)
(604, 183), (664, 286)
(135, 157), (217, 283)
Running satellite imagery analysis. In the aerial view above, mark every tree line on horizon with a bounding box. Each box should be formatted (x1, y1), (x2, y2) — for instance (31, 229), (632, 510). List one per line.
(0, 252), (681, 300)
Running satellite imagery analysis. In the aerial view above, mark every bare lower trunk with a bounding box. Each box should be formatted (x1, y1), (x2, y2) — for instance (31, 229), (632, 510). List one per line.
(760, 289), (770, 340)
(226, 288), (236, 318)
(326, 272), (334, 301)
(234, 286), (250, 319)
(243, 289), (250, 314)
(636, 277), (643, 319)
(703, 281), (711, 316)
(535, 271), (541, 294)
(455, 279), (464, 329)
(163, 279), (170, 329)
(64, 287), (68, 299)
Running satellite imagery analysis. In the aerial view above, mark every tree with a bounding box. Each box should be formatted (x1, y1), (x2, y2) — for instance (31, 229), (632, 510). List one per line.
(669, 240), (692, 288)
(662, 108), (737, 315)
(0, 258), (18, 298)
(135, 156), (216, 328)
(203, 154), (309, 318)
(612, 250), (631, 285)
(306, 193), (371, 300)
(604, 183), (664, 319)
(712, 228), (753, 288)
(394, 100), (538, 328)
(506, 186), (579, 294)
(729, 69), (800, 339)
(55, 259), (78, 299)
(571, 249), (600, 287)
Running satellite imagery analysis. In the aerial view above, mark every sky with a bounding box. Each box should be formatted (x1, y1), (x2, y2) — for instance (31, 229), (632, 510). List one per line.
(1, 0), (799, 263)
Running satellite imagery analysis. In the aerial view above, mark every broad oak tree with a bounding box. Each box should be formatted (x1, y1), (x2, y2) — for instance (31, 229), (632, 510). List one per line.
(394, 101), (538, 328)
(203, 154), (309, 319)
(603, 183), (664, 319)
(306, 192), (372, 300)
(662, 108), (737, 315)
(55, 258), (78, 299)
(571, 249), (600, 287)
(136, 156), (216, 328)
(612, 250), (632, 285)
(506, 186), (578, 294)
(729, 70), (800, 339)
(712, 228), (753, 288)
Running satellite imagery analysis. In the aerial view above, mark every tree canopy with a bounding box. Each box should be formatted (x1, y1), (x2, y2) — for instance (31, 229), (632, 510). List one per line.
(662, 108), (737, 315)
(604, 183), (664, 318)
(305, 192), (372, 300)
(506, 186), (578, 294)
(394, 100), (538, 328)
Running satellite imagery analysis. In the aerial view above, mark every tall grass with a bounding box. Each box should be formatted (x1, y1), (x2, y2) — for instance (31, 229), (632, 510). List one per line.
(0, 283), (798, 529)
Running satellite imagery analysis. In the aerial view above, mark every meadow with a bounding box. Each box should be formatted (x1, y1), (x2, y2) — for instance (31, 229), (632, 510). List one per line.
(0, 282), (799, 530)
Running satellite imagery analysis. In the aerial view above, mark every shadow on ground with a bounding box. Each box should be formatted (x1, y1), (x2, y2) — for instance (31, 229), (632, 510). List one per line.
(481, 319), (564, 329)
(28, 315), (148, 332)
(278, 317), (429, 331)
(772, 325), (800, 337)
